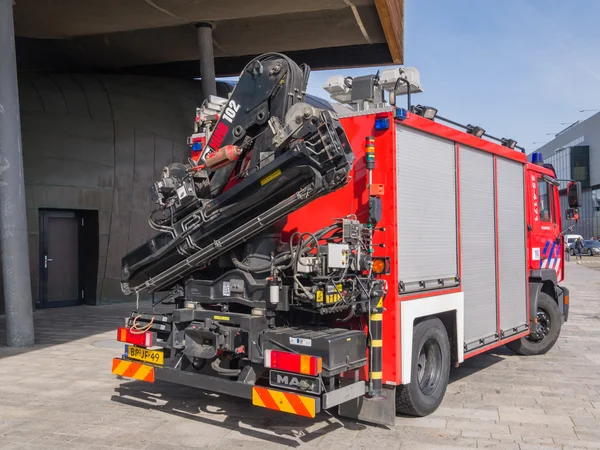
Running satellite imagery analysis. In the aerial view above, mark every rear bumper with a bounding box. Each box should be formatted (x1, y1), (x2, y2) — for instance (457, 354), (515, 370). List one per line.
(112, 358), (373, 418)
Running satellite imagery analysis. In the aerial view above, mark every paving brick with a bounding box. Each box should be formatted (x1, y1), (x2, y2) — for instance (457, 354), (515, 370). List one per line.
(491, 433), (522, 443)
(499, 410), (572, 427)
(431, 407), (499, 421)
(571, 417), (600, 429)
(518, 445), (563, 450)
(475, 438), (519, 449)
(461, 429), (491, 439)
(509, 425), (577, 439)
(553, 437), (600, 449)
(446, 419), (509, 435)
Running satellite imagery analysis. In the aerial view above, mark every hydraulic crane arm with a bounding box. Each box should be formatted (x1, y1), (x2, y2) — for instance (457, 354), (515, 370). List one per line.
(120, 54), (354, 295)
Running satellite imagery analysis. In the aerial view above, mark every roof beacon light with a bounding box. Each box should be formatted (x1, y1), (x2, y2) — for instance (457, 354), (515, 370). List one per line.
(531, 152), (544, 165)
(412, 104), (438, 120)
(501, 138), (518, 149)
(466, 124), (486, 138)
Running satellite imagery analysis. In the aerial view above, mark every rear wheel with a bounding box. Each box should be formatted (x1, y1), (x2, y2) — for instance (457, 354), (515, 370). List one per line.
(588, 249), (593, 256)
(396, 317), (450, 416)
(506, 293), (561, 356)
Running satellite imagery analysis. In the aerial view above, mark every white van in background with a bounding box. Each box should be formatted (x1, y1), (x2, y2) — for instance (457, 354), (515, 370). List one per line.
(564, 234), (584, 252)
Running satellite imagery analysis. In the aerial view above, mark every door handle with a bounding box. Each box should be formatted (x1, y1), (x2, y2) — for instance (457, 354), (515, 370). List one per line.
(44, 255), (53, 268)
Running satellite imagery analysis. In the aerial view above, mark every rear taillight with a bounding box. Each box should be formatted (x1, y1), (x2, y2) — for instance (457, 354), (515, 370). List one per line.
(264, 350), (322, 376)
(117, 327), (152, 347)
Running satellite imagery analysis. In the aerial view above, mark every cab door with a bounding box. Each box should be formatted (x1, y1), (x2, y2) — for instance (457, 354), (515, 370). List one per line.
(527, 170), (562, 281)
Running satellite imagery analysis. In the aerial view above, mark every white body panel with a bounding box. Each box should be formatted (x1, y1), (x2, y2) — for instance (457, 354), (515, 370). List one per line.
(400, 292), (464, 384)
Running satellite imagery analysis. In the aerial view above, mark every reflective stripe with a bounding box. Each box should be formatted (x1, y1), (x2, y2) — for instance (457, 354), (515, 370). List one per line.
(252, 387), (316, 418)
(370, 313), (383, 321)
(371, 339), (382, 348)
(111, 358), (154, 382)
(370, 371), (382, 380)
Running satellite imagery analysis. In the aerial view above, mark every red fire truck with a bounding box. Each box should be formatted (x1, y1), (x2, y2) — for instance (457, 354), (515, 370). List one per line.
(112, 53), (578, 425)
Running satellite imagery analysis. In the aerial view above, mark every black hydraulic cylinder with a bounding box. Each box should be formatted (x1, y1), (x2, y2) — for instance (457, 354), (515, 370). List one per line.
(196, 23), (217, 100)
(0, 0), (35, 347)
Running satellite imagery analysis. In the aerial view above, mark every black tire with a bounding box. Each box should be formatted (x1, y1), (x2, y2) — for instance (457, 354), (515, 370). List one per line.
(570, 248), (575, 256)
(505, 292), (561, 356)
(588, 249), (593, 257)
(396, 317), (450, 417)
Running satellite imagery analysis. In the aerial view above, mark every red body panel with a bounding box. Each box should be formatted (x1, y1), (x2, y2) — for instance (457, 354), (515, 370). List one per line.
(285, 111), (400, 383)
(282, 110), (561, 385)
(525, 163), (563, 282)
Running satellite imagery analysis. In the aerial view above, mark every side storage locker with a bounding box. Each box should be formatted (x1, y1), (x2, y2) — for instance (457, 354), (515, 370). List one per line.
(460, 146), (498, 350)
(396, 125), (458, 293)
(496, 158), (528, 336)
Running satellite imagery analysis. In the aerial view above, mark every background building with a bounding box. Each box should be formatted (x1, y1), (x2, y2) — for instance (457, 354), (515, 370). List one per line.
(534, 113), (600, 238)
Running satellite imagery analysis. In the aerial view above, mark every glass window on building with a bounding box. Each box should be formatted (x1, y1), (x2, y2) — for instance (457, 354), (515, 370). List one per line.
(538, 180), (553, 222)
(593, 188), (600, 238)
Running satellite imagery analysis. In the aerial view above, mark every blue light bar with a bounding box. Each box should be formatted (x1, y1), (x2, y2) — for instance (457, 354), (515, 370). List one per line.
(395, 108), (407, 120)
(375, 117), (390, 130)
(531, 152), (543, 165)
(191, 142), (203, 151)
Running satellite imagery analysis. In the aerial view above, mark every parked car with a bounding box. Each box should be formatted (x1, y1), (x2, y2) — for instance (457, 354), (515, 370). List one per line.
(564, 234), (584, 252)
(569, 239), (600, 256)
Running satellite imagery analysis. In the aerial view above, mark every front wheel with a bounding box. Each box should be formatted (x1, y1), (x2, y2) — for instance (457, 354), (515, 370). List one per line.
(570, 248), (575, 256)
(506, 293), (561, 356)
(396, 317), (450, 416)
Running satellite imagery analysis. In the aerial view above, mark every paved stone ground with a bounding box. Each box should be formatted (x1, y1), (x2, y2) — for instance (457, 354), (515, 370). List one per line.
(0, 261), (599, 450)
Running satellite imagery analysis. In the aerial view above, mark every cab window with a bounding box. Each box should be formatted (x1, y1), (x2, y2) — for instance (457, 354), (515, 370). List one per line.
(537, 180), (553, 222)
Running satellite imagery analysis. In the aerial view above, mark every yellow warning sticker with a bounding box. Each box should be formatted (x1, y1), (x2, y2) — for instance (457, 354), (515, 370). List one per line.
(260, 169), (282, 186)
(214, 315), (230, 321)
(376, 297), (384, 308)
(316, 291), (323, 303)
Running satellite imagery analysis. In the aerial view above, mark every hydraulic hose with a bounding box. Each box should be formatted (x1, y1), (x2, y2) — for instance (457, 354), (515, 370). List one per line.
(229, 252), (291, 273)
(211, 357), (241, 376)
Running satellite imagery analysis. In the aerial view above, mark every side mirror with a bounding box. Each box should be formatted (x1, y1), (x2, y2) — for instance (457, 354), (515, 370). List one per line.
(567, 181), (581, 208)
(566, 208), (579, 221)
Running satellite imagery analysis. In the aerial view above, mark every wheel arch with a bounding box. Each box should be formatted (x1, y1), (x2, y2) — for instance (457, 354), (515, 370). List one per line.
(399, 292), (464, 385)
(529, 269), (560, 322)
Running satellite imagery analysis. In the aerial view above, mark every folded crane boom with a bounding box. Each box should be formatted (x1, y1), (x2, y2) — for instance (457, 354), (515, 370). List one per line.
(121, 54), (354, 295)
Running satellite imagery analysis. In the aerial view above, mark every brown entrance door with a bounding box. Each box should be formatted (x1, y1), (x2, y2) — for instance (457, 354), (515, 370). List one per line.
(40, 210), (83, 308)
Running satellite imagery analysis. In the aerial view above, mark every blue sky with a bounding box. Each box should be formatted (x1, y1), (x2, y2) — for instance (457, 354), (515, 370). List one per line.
(305, 0), (600, 153)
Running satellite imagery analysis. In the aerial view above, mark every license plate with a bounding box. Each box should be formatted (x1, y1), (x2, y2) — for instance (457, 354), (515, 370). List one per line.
(126, 345), (164, 365)
(269, 370), (320, 394)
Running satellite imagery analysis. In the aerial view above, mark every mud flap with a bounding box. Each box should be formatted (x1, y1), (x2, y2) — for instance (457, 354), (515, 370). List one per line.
(337, 385), (396, 426)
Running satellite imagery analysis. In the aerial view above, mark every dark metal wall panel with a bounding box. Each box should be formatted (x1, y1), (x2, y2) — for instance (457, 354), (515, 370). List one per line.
(105, 122), (135, 281)
(47, 74), (92, 116)
(496, 158), (527, 334)
(395, 125), (458, 288)
(460, 146), (498, 345)
(1, 73), (204, 313)
(127, 129), (155, 251)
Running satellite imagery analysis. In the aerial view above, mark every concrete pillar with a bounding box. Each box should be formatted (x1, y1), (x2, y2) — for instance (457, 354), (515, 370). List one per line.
(0, 0), (35, 346)
(195, 23), (217, 100)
